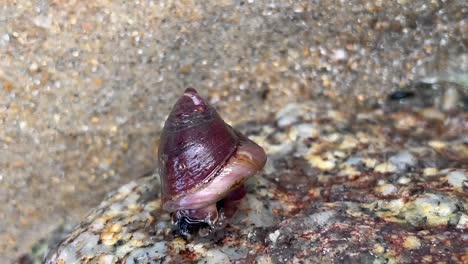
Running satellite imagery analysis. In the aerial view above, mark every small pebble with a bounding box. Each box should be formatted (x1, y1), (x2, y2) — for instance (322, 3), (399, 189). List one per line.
(332, 49), (348, 61)
(29, 63), (39, 72)
(293, 123), (319, 139)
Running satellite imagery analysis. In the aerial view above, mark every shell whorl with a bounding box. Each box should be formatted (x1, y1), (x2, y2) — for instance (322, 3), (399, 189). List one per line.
(158, 88), (239, 201)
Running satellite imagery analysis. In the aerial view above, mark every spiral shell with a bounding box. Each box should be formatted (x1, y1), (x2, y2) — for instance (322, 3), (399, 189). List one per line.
(158, 88), (266, 236)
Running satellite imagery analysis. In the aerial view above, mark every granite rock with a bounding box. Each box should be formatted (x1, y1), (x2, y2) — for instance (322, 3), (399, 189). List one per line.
(45, 101), (467, 263)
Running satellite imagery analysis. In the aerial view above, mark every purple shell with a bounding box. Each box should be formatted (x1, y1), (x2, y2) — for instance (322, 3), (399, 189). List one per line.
(158, 88), (239, 201)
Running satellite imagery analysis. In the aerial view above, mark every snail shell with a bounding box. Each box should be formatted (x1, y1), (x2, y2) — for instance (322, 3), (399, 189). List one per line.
(158, 88), (267, 236)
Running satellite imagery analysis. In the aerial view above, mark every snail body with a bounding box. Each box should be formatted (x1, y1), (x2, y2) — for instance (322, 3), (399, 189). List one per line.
(158, 88), (266, 236)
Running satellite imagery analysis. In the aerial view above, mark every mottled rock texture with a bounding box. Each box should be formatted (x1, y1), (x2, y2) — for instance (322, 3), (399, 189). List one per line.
(46, 101), (467, 263)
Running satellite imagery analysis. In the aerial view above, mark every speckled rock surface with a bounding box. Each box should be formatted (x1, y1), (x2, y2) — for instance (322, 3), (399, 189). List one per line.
(45, 101), (467, 263)
(1, 0), (467, 262)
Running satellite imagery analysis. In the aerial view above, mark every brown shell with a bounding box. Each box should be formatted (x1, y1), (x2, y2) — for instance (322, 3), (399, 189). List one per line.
(158, 88), (239, 202)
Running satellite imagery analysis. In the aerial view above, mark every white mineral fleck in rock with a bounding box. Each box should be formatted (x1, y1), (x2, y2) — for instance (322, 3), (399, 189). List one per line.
(403, 236), (421, 249)
(238, 196), (276, 227)
(333, 150), (346, 158)
(89, 217), (106, 232)
(124, 193), (140, 205)
(293, 3), (305, 13)
(98, 254), (117, 264)
(363, 158), (378, 168)
(292, 123), (319, 139)
(389, 151), (416, 171)
(423, 167), (439, 176)
(446, 170), (467, 189)
(191, 243), (207, 256)
(374, 162), (397, 173)
(307, 155), (336, 171)
(170, 237), (186, 253)
(324, 133), (341, 142)
(339, 135), (359, 150)
(338, 164), (359, 177)
(268, 230), (281, 244)
(33, 14), (52, 28)
(218, 246), (249, 260)
(456, 214), (468, 229)
(144, 200), (161, 211)
(268, 141), (295, 155)
(118, 181), (139, 196)
(288, 126), (298, 141)
(198, 249), (230, 264)
(428, 140), (446, 150)
(19, 121), (27, 130)
(276, 103), (302, 127)
(125, 242), (167, 264)
(332, 49), (348, 61)
(256, 255), (273, 264)
(0, 34), (9, 46)
(376, 183), (397, 196)
(108, 203), (124, 215)
(55, 231), (100, 263)
(403, 193), (461, 226)
(386, 198), (405, 213)
(421, 108), (445, 120)
(116, 243), (136, 258)
(346, 156), (363, 165)
(305, 210), (336, 226)
(441, 87), (459, 111)
(373, 244), (385, 254)
(397, 176), (411, 185)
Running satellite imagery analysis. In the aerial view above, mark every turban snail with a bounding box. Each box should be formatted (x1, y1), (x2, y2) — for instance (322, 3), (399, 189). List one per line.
(158, 88), (267, 236)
